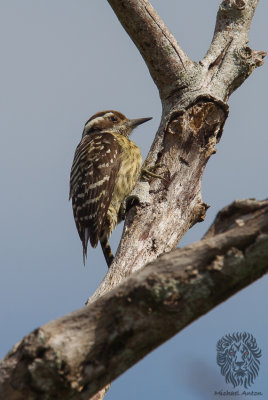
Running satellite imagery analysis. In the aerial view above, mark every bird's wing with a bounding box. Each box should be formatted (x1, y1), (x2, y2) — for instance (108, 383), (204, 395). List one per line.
(70, 132), (121, 252)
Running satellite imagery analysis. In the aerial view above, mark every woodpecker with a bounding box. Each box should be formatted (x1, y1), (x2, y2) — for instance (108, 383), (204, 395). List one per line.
(69, 110), (152, 267)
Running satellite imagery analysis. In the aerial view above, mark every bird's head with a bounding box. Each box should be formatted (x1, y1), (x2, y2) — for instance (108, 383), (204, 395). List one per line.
(82, 110), (152, 137)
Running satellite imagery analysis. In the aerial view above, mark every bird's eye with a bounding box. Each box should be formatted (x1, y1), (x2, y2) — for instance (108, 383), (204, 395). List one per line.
(109, 116), (118, 122)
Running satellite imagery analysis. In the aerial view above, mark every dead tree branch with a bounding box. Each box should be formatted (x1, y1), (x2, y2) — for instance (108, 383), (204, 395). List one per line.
(107, 0), (192, 96)
(0, 199), (267, 400)
(90, 0), (265, 302)
(0, 1), (266, 399)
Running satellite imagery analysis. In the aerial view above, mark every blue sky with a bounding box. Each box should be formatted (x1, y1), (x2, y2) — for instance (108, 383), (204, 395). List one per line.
(0, 1), (267, 399)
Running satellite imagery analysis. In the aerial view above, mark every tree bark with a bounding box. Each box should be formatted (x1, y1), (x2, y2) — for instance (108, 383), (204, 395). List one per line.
(0, 199), (267, 400)
(0, 1), (266, 399)
(89, 0), (265, 301)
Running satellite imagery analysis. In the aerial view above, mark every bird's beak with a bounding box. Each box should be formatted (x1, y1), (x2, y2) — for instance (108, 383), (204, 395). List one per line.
(128, 117), (152, 128)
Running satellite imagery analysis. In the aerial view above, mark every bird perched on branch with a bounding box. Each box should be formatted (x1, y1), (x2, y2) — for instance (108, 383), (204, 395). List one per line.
(69, 110), (152, 267)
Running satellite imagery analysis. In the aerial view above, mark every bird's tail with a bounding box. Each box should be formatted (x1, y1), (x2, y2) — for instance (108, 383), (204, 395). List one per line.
(82, 227), (90, 266)
(100, 237), (114, 268)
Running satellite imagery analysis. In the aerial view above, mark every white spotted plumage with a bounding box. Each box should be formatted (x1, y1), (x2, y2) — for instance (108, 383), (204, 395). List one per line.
(69, 110), (152, 266)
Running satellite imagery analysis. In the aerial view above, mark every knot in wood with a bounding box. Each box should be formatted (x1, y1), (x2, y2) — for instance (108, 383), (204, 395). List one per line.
(239, 47), (266, 69)
(167, 102), (225, 147)
(220, 0), (245, 12)
(207, 255), (224, 271)
(188, 102), (224, 139)
(167, 113), (184, 136)
(235, 0), (246, 10)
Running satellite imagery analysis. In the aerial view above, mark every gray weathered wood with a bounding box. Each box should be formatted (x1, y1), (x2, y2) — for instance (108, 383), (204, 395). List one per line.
(0, 1), (266, 399)
(90, 0), (265, 302)
(0, 199), (267, 400)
